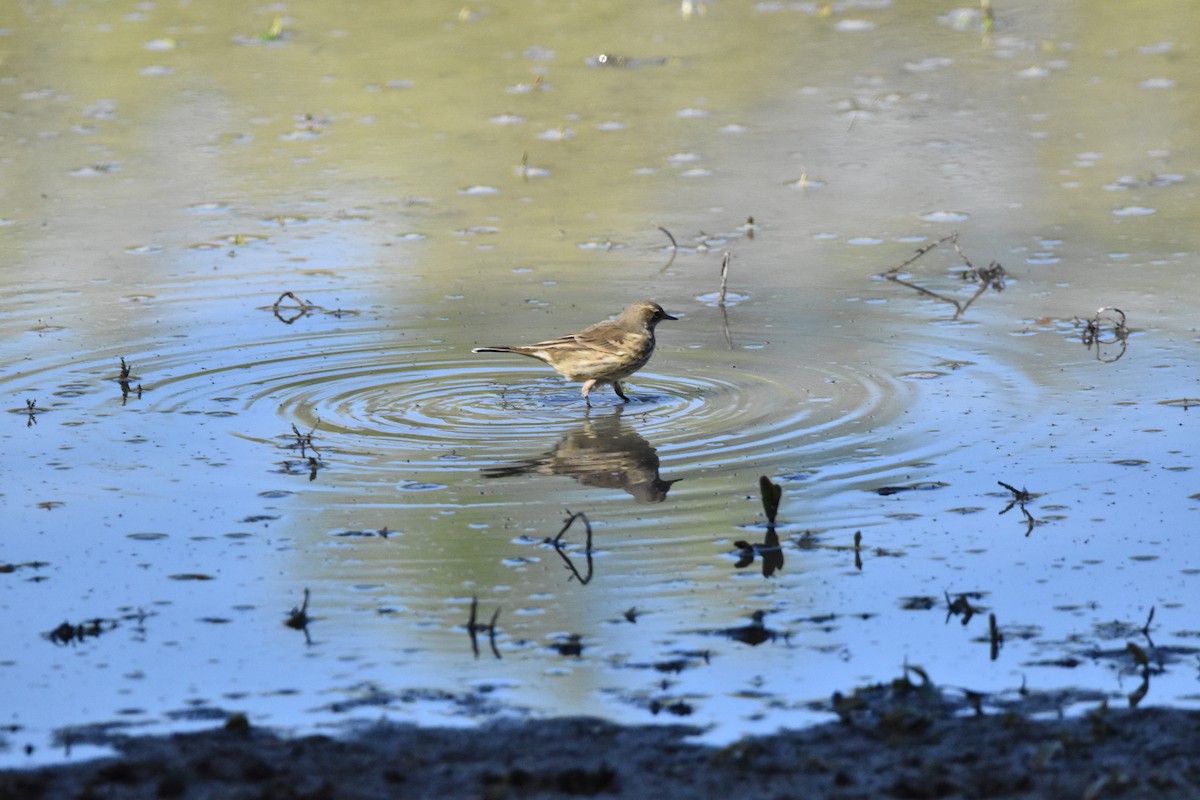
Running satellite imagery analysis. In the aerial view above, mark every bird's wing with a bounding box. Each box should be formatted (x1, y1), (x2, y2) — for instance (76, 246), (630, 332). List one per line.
(570, 323), (632, 355)
(525, 334), (589, 351)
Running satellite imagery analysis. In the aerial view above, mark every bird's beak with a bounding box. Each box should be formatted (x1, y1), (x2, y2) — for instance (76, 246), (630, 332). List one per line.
(663, 312), (678, 321)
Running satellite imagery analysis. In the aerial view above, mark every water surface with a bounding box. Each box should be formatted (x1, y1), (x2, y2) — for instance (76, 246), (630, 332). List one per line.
(2, 0), (1198, 766)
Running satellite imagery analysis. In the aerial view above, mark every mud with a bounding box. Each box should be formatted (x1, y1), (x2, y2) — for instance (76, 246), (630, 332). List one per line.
(4, 703), (1198, 799)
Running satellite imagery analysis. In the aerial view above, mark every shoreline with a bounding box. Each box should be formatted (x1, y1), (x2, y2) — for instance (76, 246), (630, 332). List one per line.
(5, 703), (1199, 799)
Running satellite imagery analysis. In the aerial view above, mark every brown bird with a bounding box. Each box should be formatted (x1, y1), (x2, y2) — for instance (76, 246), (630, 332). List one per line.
(472, 301), (677, 405)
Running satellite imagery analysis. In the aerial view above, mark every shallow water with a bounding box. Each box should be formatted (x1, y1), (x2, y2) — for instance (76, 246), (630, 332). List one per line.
(3, 1), (1199, 766)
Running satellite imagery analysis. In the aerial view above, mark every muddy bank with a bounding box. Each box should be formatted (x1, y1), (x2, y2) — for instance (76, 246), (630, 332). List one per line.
(4, 705), (1198, 799)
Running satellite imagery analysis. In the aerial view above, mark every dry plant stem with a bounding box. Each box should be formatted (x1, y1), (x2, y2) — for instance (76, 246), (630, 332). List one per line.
(718, 251), (731, 306)
(655, 226), (679, 273)
(657, 225), (678, 250)
(883, 233), (958, 275)
(273, 291), (307, 311)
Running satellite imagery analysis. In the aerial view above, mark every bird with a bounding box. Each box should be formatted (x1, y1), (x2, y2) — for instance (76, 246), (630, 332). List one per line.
(472, 301), (677, 405)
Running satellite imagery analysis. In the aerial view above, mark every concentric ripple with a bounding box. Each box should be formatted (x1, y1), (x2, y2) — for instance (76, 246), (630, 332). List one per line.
(138, 335), (912, 477)
(9, 318), (1050, 498)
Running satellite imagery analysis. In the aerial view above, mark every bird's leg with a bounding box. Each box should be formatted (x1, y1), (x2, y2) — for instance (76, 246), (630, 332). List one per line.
(612, 381), (630, 402)
(580, 379), (597, 406)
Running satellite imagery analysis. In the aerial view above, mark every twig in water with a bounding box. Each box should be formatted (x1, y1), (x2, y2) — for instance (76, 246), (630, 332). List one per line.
(655, 226), (680, 273)
(998, 480), (1037, 536)
(657, 225), (678, 250)
(467, 597), (480, 657)
(273, 291), (310, 324)
(285, 588), (310, 629)
(1141, 606), (1156, 638)
(878, 232), (1005, 320)
(285, 589), (313, 644)
(467, 597), (502, 659)
(116, 357), (143, 404)
(759, 475), (782, 523)
(718, 251), (731, 307)
(551, 511), (594, 585)
(889, 234), (957, 273)
(945, 591), (981, 626)
(1074, 307), (1129, 362)
(732, 477), (785, 578)
(997, 480), (1031, 504)
(289, 422), (321, 458)
(487, 607), (501, 658)
(1135, 606), (1157, 652)
(25, 399), (38, 427)
(273, 291), (307, 312)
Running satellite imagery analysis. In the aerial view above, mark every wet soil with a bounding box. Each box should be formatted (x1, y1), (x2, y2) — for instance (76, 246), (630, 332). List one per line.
(4, 704), (1198, 799)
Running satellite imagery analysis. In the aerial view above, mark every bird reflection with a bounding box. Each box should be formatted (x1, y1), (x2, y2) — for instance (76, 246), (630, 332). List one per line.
(482, 408), (680, 503)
